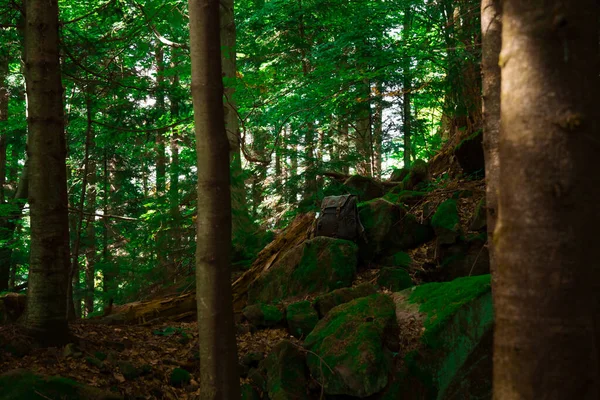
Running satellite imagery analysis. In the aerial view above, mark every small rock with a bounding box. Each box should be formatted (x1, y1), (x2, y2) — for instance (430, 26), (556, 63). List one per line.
(377, 267), (414, 291)
(118, 361), (142, 380)
(169, 367), (191, 388)
(313, 283), (377, 318)
(242, 303), (284, 328)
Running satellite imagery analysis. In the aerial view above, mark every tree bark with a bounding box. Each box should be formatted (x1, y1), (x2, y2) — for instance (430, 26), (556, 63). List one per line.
(188, 0), (240, 397)
(22, 0), (71, 345)
(494, 1), (600, 398)
(155, 44), (167, 196)
(355, 79), (372, 176)
(480, 0), (501, 272)
(402, 6), (413, 169)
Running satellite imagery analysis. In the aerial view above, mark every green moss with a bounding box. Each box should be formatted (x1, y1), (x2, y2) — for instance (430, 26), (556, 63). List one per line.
(313, 283), (377, 318)
(169, 368), (191, 387)
(304, 294), (397, 397)
(409, 274), (491, 347)
(243, 303), (284, 328)
(431, 199), (460, 232)
(0, 370), (122, 399)
(241, 383), (261, 400)
(383, 190), (426, 205)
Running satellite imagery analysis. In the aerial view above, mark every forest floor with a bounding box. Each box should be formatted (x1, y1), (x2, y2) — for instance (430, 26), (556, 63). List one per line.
(0, 177), (486, 399)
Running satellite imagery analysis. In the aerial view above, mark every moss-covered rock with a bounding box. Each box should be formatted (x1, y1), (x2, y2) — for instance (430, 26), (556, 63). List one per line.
(431, 199), (461, 245)
(383, 189), (427, 206)
(469, 198), (487, 231)
(0, 369), (122, 399)
(169, 367), (191, 388)
(389, 168), (410, 182)
(248, 237), (358, 304)
(400, 159), (429, 191)
(313, 283), (377, 318)
(453, 130), (485, 176)
(286, 301), (318, 338)
(263, 340), (310, 400)
(377, 268), (413, 291)
(243, 303), (284, 328)
(304, 294), (398, 397)
(343, 175), (385, 202)
(392, 275), (493, 400)
(0, 293), (26, 324)
(358, 199), (434, 262)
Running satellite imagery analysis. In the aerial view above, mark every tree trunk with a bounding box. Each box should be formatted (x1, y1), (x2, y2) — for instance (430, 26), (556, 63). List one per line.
(155, 44), (167, 196)
(480, 0), (501, 272)
(372, 89), (383, 179)
(402, 6), (413, 168)
(494, 2), (600, 398)
(188, 0), (240, 397)
(355, 80), (372, 176)
(83, 93), (97, 316)
(169, 53), (182, 273)
(22, 0), (70, 345)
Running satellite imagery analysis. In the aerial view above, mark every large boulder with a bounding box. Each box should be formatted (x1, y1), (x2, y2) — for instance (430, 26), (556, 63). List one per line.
(248, 237), (358, 304)
(343, 175), (385, 202)
(304, 294), (399, 397)
(383, 189), (427, 206)
(358, 199), (433, 262)
(431, 199), (461, 245)
(286, 301), (319, 338)
(313, 283), (377, 318)
(263, 340), (310, 400)
(0, 369), (123, 399)
(385, 275), (493, 400)
(0, 293), (26, 324)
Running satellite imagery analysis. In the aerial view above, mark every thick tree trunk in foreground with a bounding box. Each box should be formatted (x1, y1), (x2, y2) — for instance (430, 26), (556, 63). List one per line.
(481, 0), (501, 271)
(493, 1), (600, 398)
(22, 0), (71, 345)
(188, 0), (240, 397)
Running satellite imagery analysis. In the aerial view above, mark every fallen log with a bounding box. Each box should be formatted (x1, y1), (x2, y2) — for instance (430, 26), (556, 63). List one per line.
(94, 212), (316, 324)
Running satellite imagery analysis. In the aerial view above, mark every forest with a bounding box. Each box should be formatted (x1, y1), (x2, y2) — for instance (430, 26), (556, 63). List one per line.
(0, 0), (598, 398)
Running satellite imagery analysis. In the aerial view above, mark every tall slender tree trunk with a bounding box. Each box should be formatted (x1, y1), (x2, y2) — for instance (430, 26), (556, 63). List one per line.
(188, 0), (240, 397)
(169, 54), (182, 272)
(22, 0), (70, 345)
(355, 80), (372, 176)
(372, 88), (383, 179)
(493, 2), (600, 398)
(402, 6), (413, 168)
(155, 44), (167, 196)
(481, 0), (501, 272)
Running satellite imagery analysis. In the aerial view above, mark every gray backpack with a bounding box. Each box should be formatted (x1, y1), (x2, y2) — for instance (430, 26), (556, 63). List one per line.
(315, 194), (366, 242)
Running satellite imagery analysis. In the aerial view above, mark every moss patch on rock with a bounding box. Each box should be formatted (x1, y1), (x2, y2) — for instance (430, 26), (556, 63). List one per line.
(243, 303), (284, 328)
(431, 199), (461, 245)
(377, 267), (413, 292)
(169, 367), (191, 388)
(286, 301), (319, 338)
(392, 275), (493, 399)
(313, 282), (377, 318)
(358, 199), (433, 261)
(469, 198), (487, 231)
(304, 294), (398, 397)
(389, 167), (410, 182)
(383, 189), (427, 206)
(248, 237), (358, 304)
(0, 369), (122, 399)
(263, 340), (310, 400)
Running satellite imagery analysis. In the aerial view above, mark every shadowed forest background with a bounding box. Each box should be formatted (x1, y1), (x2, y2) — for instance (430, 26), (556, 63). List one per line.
(0, 0), (598, 399)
